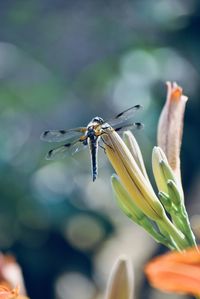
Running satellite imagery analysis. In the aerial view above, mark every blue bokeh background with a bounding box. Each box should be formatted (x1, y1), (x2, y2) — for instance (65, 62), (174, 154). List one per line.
(0, 1), (200, 298)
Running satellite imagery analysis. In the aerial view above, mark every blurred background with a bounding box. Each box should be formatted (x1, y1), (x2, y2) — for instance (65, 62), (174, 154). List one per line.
(0, 0), (200, 298)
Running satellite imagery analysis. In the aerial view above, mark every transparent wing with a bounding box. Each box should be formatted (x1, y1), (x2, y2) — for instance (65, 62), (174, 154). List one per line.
(106, 105), (142, 128)
(40, 127), (87, 143)
(46, 140), (87, 160)
(114, 122), (144, 133)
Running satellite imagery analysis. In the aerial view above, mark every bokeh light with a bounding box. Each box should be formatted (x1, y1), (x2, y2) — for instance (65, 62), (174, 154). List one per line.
(55, 272), (96, 299)
(64, 214), (105, 250)
(0, 1), (200, 299)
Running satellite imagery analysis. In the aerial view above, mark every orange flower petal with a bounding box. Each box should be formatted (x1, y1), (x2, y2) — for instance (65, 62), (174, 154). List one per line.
(145, 246), (200, 296)
(155, 245), (200, 264)
(170, 86), (182, 102)
(0, 285), (19, 299)
(0, 254), (26, 296)
(0, 285), (29, 299)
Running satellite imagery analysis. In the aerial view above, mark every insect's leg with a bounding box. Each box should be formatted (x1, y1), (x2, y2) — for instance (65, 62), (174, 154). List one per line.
(99, 143), (106, 154)
(80, 136), (88, 146)
(100, 134), (113, 150)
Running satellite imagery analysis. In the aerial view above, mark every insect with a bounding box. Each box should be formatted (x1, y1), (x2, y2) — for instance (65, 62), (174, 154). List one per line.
(41, 105), (143, 181)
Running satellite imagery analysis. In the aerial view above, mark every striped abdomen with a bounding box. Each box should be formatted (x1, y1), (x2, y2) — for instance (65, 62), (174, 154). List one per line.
(89, 138), (98, 181)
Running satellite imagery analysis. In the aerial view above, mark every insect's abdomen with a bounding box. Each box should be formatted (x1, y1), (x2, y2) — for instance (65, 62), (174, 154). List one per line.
(89, 139), (98, 181)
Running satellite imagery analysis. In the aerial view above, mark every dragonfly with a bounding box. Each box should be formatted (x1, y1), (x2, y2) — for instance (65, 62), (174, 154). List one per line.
(41, 105), (143, 181)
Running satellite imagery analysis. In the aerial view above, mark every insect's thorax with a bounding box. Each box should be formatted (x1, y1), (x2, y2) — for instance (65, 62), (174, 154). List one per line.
(86, 116), (105, 140)
(87, 128), (97, 141)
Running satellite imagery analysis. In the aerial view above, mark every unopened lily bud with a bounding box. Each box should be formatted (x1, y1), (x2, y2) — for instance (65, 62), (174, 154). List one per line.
(112, 175), (175, 248)
(103, 129), (187, 250)
(167, 180), (182, 206)
(157, 82), (188, 183)
(152, 147), (169, 194)
(158, 192), (171, 212)
(105, 256), (134, 299)
(111, 174), (145, 224)
(123, 131), (150, 184)
(152, 147), (183, 199)
(102, 129), (165, 221)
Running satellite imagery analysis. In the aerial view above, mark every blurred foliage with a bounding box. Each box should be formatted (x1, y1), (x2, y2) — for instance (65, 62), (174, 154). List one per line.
(0, 0), (200, 299)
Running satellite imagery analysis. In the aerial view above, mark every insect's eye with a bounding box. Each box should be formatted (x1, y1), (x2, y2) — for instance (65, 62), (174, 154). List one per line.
(92, 117), (104, 124)
(92, 117), (99, 122)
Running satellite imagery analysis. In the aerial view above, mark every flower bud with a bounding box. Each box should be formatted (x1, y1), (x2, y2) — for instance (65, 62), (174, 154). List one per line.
(152, 147), (183, 199)
(123, 131), (150, 184)
(111, 174), (145, 224)
(105, 256), (134, 299)
(102, 129), (165, 221)
(157, 82), (188, 182)
(167, 180), (182, 206)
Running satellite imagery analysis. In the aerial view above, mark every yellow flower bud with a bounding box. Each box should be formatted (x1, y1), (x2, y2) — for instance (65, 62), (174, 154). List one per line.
(111, 174), (146, 223)
(103, 129), (187, 250)
(123, 131), (150, 184)
(102, 129), (166, 221)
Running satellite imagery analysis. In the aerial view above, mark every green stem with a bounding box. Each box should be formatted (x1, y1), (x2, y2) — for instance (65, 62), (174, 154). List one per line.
(156, 221), (178, 250)
(158, 216), (188, 251)
(179, 205), (197, 247)
(170, 210), (193, 246)
(139, 218), (176, 250)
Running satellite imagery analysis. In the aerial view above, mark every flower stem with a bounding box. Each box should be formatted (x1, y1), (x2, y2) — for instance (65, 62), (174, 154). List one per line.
(158, 216), (188, 251)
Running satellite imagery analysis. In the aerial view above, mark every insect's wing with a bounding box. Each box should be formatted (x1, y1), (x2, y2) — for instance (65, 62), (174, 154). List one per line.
(40, 127), (87, 143)
(46, 140), (87, 160)
(107, 105), (142, 128)
(114, 122), (143, 133)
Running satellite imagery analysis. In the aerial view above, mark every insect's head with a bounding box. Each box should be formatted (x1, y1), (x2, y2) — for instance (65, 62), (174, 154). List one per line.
(87, 116), (104, 130)
(91, 116), (104, 124)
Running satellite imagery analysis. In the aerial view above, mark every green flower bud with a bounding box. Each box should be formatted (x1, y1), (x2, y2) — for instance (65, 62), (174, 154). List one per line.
(167, 180), (182, 206)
